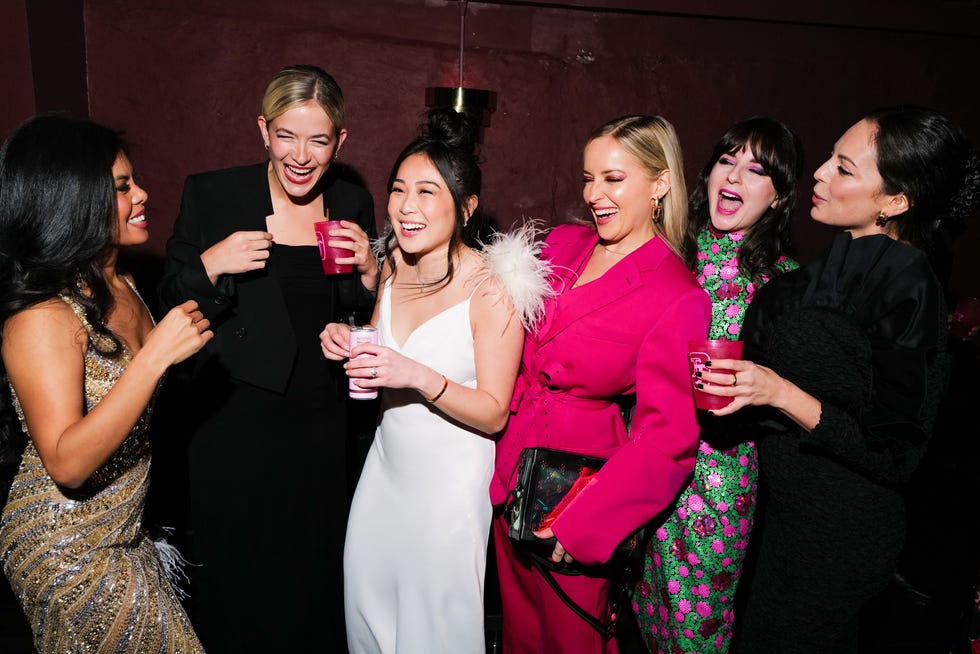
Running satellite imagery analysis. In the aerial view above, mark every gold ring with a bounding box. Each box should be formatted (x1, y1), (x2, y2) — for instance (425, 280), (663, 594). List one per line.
(732, 374), (738, 387)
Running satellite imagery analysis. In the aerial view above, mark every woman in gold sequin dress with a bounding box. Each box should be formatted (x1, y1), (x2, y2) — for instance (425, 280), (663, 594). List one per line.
(0, 115), (213, 653)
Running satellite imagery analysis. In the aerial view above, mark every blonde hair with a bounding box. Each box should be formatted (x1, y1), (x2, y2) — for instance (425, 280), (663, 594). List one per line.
(587, 115), (687, 257)
(261, 65), (345, 130)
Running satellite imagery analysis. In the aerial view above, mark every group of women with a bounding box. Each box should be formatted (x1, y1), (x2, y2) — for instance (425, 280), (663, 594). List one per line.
(0, 61), (978, 654)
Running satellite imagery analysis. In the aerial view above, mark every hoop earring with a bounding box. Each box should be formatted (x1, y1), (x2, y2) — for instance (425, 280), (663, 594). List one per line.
(651, 197), (663, 224)
(875, 212), (889, 227)
(264, 142), (270, 151)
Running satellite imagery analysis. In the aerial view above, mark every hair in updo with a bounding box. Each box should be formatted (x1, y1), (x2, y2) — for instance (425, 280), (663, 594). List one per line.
(865, 105), (980, 249)
(384, 107), (486, 288)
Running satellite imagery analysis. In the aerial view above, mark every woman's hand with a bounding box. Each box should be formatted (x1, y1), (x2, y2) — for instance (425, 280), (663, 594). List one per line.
(533, 527), (575, 564)
(139, 300), (213, 372)
(697, 357), (821, 430)
(200, 230), (274, 284)
(320, 322), (353, 360)
(344, 342), (442, 397)
(694, 357), (778, 416)
(331, 221), (379, 290)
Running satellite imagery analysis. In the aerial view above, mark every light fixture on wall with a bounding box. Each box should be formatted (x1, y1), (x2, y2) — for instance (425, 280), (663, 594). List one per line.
(425, 0), (496, 133)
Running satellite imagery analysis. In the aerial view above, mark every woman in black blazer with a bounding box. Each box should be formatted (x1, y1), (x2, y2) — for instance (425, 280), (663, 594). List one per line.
(158, 65), (378, 654)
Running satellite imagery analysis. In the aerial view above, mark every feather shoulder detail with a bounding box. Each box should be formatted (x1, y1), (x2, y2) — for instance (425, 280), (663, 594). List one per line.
(474, 220), (555, 330)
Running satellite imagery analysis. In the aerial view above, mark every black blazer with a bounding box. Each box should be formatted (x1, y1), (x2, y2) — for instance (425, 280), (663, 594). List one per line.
(158, 162), (377, 393)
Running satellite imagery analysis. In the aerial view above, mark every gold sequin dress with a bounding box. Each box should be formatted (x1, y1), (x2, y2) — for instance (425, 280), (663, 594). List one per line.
(0, 288), (205, 653)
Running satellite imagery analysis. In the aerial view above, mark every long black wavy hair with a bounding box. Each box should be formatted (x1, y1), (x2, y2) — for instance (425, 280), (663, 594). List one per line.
(0, 114), (126, 465)
(383, 107), (486, 290)
(683, 117), (803, 284)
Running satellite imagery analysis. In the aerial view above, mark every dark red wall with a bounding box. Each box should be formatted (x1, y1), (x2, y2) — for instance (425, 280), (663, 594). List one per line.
(5, 0), (980, 271)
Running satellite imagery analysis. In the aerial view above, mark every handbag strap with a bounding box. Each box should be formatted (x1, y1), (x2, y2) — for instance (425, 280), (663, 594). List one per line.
(529, 553), (615, 640)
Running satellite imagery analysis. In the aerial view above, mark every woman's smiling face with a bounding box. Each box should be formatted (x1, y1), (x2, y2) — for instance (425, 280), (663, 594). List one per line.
(259, 100), (346, 203)
(706, 145), (778, 234)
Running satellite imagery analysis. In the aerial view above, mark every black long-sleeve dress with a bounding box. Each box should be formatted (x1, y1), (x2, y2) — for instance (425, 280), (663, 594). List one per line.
(158, 162), (377, 654)
(733, 233), (950, 653)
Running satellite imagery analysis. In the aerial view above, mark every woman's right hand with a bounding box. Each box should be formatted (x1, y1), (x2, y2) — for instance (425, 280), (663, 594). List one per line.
(320, 322), (353, 360)
(140, 300), (213, 371)
(200, 230), (274, 284)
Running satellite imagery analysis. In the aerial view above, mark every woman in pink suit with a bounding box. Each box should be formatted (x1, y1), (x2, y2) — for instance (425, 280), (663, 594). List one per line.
(491, 114), (711, 653)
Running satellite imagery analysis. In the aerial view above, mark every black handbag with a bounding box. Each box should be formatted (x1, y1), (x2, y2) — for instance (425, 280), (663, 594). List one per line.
(505, 446), (652, 638)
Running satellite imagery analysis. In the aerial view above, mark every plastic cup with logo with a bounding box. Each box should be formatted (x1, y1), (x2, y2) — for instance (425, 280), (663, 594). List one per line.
(687, 339), (744, 411)
(314, 219), (354, 274)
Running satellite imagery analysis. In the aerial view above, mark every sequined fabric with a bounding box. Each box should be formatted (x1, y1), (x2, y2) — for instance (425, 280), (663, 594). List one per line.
(633, 226), (797, 652)
(0, 290), (204, 653)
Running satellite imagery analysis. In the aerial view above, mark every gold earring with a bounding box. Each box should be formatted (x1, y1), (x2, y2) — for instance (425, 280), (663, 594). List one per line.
(875, 212), (889, 227)
(651, 197), (663, 224)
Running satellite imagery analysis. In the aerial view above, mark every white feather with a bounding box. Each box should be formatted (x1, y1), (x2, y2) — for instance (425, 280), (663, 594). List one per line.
(476, 220), (556, 330)
(153, 528), (194, 600)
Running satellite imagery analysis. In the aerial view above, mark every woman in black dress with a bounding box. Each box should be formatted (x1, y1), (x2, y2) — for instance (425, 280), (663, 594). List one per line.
(697, 106), (980, 652)
(158, 65), (378, 653)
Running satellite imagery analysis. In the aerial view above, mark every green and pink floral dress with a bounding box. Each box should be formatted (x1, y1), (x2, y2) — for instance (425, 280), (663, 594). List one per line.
(632, 226), (796, 653)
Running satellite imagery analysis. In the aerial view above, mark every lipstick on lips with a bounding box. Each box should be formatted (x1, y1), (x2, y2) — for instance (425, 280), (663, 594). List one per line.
(715, 188), (743, 216)
(283, 163), (315, 186)
(593, 206), (617, 225)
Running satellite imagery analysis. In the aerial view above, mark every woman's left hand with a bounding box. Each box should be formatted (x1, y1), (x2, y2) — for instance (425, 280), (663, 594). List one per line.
(533, 527), (574, 564)
(696, 357), (785, 417)
(345, 342), (430, 392)
(330, 220), (378, 278)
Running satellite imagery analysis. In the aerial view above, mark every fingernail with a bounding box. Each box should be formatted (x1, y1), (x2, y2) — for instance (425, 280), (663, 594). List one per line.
(695, 371), (702, 378)
(695, 382), (704, 390)
(705, 360), (713, 367)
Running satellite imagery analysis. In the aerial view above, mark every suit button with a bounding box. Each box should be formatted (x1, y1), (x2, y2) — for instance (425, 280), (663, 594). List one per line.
(213, 297), (226, 305)
(235, 327), (247, 339)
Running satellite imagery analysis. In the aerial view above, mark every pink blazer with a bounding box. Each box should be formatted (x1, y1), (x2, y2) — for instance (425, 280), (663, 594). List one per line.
(492, 224), (711, 565)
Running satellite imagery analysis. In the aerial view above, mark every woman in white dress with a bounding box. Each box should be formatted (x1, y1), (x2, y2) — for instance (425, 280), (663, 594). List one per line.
(321, 108), (548, 653)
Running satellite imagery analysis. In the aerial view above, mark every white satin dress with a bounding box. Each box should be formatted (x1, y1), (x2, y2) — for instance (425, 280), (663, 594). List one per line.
(344, 277), (493, 654)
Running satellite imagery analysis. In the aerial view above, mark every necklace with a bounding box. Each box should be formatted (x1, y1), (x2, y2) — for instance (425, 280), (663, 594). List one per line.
(600, 243), (632, 256)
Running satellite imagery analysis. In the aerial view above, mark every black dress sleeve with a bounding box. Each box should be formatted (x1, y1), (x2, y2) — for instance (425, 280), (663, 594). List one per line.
(742, 234), (951, 486)
(158, 173), (236, 322)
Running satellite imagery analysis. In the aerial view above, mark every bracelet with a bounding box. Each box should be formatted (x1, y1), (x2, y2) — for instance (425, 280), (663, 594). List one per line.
(427, 375), (449, 403)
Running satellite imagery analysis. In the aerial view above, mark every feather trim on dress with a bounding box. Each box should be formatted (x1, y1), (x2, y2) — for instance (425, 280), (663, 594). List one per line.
(475, 220), (555, 330)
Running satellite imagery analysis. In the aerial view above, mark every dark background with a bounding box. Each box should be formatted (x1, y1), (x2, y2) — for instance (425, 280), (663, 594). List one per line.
(2, 1), (979, 652)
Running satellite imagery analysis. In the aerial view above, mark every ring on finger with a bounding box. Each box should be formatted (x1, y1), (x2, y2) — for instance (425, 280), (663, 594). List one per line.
(732, 374), (738, 387)
(371, 367), (378, 378)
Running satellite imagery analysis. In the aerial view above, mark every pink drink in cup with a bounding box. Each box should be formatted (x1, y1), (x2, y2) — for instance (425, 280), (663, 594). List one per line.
(349, 327), (379, 400)
(950, 297), (980, 339)
(688, 339), (744, 411)
(314, 219), (354, 274)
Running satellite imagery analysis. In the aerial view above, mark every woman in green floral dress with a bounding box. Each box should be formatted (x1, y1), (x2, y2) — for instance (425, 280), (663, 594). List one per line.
(632, 118), (802, 653)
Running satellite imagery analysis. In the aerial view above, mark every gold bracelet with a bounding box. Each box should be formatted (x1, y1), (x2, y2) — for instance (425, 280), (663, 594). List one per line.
(427, 375), (449, 403)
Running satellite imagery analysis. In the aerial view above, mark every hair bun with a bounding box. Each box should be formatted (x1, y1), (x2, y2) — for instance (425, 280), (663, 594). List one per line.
(945, 148), (980, 225)
(420, 107), (480, 155)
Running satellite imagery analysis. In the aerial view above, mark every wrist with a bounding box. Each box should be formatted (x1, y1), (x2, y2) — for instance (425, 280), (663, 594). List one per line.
(425, 374), (449, 403)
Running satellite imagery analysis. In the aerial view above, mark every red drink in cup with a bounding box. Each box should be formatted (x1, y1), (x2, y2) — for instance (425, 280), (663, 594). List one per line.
(349, 327), (378, 400)
(687, 339), (744, 411)
(314, 219), (354, 274)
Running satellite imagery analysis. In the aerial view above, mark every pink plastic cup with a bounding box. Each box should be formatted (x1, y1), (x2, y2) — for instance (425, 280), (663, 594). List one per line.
(688, 339), (744, 411)
(314, 220), (354, 274)
(950, 297), (980, 339)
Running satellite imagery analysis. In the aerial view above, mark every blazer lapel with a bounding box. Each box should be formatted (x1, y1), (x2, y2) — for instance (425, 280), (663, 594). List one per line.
(535, 231), (660, 346)
(236, 163), (276, 232)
